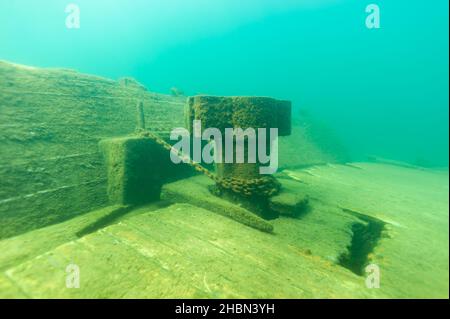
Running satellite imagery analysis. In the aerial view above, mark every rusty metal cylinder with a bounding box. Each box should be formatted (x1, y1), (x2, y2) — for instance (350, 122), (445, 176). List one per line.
(186, 95), (291, 186)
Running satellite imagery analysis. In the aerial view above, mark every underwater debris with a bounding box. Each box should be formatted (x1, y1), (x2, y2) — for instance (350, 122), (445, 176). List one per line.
(162, 176), (274, 233)
(140, 129), (280, 199)
(170, 87), (185, 97)
(366, 155), (426, 170)
(99, 136), (166, 205)
(138, 128), (281, 223)
(136, 100), (146, 131)
(186, 95), (290, 192)
(118, 77), (147, 91)
(268, 191), (309, 218)
(183, 95), (293, 218)
(99, 96), (295, 227)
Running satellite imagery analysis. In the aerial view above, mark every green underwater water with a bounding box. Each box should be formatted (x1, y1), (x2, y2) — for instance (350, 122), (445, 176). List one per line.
(0, 0), (448, 299)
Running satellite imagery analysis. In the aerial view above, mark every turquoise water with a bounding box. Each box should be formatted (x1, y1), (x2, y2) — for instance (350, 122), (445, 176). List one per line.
(0, 1), (449, 299)
(1, 0), (448, 166)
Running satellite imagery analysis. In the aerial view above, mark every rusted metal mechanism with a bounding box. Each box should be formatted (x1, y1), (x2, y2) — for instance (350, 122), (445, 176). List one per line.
(185, 96), (292, 199)
(139, 95), (291, 201)
(132, 96), (293, 222)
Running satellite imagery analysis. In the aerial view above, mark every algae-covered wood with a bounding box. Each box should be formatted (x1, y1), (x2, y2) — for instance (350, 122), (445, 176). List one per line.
(0, 164), (447, 298)
(0, 61), (186, 239)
